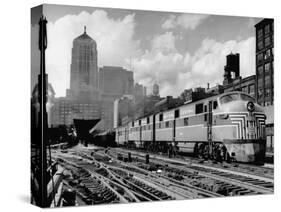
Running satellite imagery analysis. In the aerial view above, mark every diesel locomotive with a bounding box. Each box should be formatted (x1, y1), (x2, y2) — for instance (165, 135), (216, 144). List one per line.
(115, 91), (267, 163)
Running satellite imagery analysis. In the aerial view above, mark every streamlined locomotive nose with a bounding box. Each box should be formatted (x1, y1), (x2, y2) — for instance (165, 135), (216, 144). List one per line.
(247, 101), (255, 112)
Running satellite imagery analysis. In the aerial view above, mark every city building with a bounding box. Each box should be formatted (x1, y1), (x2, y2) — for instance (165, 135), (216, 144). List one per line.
(98, 66), (134, 130)
(134, 83), (147, 104)
(99, 66), (134, 97)
(50, 98), (101, 127)
(153, 96), (183, 114)
(206, 84), (224, 95)
(51, 27), (102, 127)
(152, 83), (160, 97)
(180, 87), (213, 104)
(255, 18), (274, 151)
(67, 26), (100, 100)
(255, 19), (274, 106)
(223, 75), (256, 98)
(143, 86), (147, 97)
(113, 95), (134, 128)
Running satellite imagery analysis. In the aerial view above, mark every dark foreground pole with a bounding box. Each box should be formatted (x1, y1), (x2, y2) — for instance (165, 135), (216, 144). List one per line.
(146, 154), (149, 164)
(38, 15), (49, 208)
(128, 152), (132, 162)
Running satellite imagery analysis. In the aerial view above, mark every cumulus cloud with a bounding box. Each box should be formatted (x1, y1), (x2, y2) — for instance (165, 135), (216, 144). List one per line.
(32, 10), (141, 97)
(188, 37), (256, 88)
(132, 31), (191, 96)
(151, 31), (177, 53)
(162, 14), (209, 30)
(31, 10), (255, 98)
(133, 35), (255, 97)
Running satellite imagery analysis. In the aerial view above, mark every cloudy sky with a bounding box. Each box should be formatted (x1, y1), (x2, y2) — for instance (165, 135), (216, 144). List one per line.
(31, 4), (262, 97)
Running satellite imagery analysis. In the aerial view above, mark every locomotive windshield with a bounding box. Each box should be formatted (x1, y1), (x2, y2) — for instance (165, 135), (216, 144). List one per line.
(219, 93), (255, 104)
(220, 93), (240, 104)
(240, 93), (255, 102)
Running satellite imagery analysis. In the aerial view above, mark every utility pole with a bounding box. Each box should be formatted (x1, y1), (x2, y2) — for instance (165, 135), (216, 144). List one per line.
(38, 15), (49, 208)
(207, 101), (213, 158)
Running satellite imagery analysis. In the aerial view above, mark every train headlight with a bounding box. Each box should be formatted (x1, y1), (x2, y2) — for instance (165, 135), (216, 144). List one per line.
(247, 101), (255, 112)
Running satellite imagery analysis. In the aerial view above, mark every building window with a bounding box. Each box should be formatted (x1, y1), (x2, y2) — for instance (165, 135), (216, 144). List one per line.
(265, 24), (270, 34)
(265, 88), (270, 98)
(257, 29), (263, 39)
(258, 88), (263, 99)
(257, 65), (264, 76)
(264, 49), (271, 60)
(258, 78), (263, 88)
(257, 40), (263, 50)
(257, 53), (263, 63)
(265, 62), (271, 73)
(265, 75), (271, 86)
(265, 37), (271, 47)
(165, 121), (169, 128)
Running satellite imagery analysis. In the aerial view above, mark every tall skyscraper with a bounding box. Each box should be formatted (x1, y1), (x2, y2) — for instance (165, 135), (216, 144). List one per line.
(69, 26), (99, 100)
(51, 27), (101, 127)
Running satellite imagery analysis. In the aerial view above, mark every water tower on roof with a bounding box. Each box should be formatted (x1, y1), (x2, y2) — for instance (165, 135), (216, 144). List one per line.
(223, 53), (240, 85)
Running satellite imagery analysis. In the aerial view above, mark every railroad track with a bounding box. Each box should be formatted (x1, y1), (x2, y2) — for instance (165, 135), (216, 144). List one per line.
(52, 146), (273, 206)
(54, 153), (177, 203)
(111, 148), (274, 177)
(83, 150), (225, 198)
(111, 147), (274, 178)
(111, 161), (222, 198)
(55, 157), (124, 205)
(108, 148), (274, 195)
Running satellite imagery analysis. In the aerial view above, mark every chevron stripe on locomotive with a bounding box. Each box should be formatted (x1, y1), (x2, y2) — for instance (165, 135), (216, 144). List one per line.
(115, 91), (267, 163)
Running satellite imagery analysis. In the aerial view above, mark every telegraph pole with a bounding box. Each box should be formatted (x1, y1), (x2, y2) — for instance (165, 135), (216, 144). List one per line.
(207, 101), (213, 159)
(38, 15), (49, 208)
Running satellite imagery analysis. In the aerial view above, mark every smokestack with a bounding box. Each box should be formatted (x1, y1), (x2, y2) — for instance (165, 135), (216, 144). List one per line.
(207, 83), (210, 89)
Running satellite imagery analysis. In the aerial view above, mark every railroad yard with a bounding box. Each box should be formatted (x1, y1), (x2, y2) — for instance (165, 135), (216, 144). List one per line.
(51, 145), (274, 206)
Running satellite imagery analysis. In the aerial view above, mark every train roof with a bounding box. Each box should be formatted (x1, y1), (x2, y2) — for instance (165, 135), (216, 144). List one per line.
(131, 91), (253, 123)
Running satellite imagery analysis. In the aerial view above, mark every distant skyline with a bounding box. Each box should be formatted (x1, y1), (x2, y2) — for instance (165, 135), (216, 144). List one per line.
(31, 4), (262, 97)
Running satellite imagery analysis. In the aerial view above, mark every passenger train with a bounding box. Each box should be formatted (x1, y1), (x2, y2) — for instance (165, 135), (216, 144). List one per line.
(115, 91), (267, 164)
